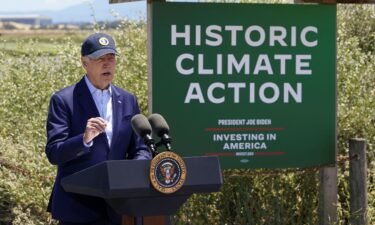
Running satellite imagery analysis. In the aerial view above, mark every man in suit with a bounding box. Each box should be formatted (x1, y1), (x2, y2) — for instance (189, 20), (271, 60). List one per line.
(45, 33), (151, 225)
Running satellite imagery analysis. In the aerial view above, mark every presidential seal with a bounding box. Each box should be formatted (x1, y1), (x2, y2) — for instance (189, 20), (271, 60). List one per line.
(149, 151), (186, 194)
(99, 37), (109, 46)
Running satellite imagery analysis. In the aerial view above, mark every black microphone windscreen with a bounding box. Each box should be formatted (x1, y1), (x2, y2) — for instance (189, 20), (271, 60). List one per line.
(131, 114), (152, 137)
(148, 113), (170, 137)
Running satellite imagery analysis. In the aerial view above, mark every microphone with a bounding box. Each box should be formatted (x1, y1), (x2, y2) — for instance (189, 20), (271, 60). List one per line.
(148, 113), (172, 151)
(131, 114), (157, 156)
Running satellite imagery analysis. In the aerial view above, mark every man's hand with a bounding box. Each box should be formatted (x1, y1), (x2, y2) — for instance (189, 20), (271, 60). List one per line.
(83, 117), (107, 144)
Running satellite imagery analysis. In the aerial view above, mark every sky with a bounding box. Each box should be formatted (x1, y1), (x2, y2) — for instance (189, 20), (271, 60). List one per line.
(0, 0), (195, 13)
(0, 0), (85, 12)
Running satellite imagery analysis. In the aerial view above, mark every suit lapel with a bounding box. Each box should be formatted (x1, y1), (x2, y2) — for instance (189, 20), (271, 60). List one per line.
(76, 78), (100, 119)
(110, 86), (123, 150)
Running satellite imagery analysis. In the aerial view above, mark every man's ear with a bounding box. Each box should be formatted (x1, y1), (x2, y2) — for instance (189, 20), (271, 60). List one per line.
(81, 57), (87, 67)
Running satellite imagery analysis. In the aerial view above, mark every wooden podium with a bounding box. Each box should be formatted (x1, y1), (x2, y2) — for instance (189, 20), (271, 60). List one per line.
(123, 215), (169, 225)
(61, 157), (222, 225)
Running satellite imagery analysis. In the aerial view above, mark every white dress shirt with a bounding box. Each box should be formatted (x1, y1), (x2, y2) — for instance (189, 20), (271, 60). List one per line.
(84, 75), (113, 147)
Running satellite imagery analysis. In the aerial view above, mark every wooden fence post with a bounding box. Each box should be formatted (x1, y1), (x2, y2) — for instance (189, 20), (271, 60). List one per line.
(319, 166), (338, 225)
(349, 138), (368, 225)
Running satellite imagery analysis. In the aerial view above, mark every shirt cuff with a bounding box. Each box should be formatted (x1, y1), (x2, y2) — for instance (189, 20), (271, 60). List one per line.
(83, 140), (93, 148)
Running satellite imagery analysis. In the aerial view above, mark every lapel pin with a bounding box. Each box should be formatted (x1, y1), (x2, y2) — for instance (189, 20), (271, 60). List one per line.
(118, 100), (122, 104)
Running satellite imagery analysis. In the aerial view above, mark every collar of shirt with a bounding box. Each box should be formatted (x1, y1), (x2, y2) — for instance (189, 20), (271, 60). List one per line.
(84, 75), (112, 97)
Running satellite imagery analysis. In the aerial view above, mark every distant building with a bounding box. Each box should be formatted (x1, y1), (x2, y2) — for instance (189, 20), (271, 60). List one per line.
(0, 14), (52, 27)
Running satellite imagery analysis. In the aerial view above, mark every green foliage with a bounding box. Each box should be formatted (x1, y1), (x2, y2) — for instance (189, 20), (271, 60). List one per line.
(0, 3), (374, 225)
(336, 5), (375, 224)
(337, 5), (375, 155)
(0, 37), (81, 145)
(0, 34), (83, 225)
(337, 5), (375, 55)
(112, 20), (149, 114)
(173, 170), (318, 225)
(0, 137), (55, 225)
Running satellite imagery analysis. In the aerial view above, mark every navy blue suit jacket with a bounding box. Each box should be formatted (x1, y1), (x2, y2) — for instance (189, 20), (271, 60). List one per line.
(45, 77), (151, 222)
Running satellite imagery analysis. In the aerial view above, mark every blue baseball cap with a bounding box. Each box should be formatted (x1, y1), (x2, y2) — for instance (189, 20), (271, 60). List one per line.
(81, 33), (118, 59)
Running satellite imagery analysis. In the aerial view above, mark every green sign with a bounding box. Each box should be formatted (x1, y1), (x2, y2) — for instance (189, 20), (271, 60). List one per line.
(151, 2), (336, 169)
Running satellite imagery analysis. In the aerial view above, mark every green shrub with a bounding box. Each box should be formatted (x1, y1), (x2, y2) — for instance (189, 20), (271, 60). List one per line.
(0, 137), (55, 225)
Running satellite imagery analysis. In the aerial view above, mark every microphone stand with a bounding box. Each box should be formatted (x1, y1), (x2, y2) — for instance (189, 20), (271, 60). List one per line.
(155, 134), (173, 152)
(143, 134), (158, 158)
